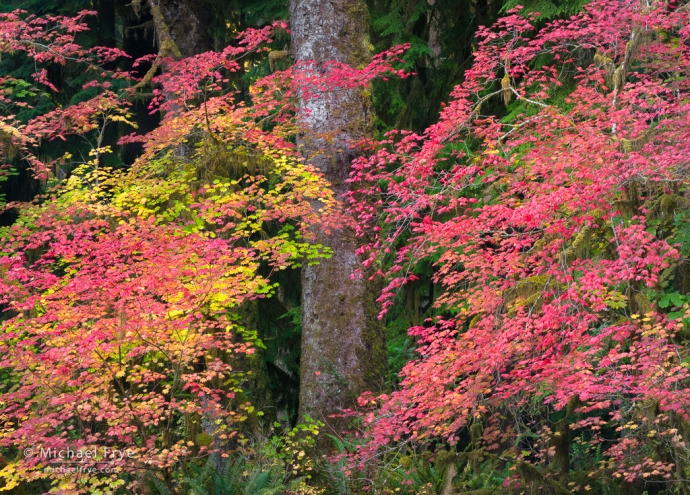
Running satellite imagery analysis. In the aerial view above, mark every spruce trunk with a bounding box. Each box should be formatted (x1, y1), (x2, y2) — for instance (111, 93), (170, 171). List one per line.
(290, 0), (387, 436)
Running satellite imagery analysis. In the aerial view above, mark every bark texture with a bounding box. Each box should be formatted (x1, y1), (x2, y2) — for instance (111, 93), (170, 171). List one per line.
(154, 0), (212, 58)
(132, 0), (211, 89)
(290, 0), (387, 434)
(427, 0), (442, 65)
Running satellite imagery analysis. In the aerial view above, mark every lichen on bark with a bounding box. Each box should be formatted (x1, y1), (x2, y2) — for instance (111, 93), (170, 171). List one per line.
(290, 0), (387, 440)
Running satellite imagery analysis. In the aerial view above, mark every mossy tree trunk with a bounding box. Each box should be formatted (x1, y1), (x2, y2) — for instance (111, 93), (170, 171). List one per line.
(290, 0), (387, 437)
(150, 0), (212, 58)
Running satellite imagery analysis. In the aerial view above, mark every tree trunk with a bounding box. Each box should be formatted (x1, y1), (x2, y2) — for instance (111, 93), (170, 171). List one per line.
(290, 0), (387, 438)
(154, 0), (212, 57)
(427, 0), (442, 66)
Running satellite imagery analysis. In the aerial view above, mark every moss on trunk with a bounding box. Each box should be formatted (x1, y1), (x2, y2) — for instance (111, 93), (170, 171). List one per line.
(290, 0), (387, 443)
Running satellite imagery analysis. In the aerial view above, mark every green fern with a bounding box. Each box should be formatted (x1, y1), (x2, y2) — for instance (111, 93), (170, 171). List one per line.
(146, 453), (291, 495)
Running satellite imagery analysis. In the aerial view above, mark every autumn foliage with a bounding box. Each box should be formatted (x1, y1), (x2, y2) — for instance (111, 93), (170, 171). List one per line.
(348, 0), (690, 491)
(1, 0), (690, 493)
(0, 9), (403, 493)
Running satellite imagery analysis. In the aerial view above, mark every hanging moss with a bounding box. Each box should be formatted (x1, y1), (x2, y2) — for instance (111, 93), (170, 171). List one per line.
(501, 69), (511, 105)
(469, 421), (484, 447)
(268, 49), (289, 71)
(504, 275), (565, 315)
(562, 225), (593, 263)
(593, 51), (615, 87)
(631, 292), (651, 317)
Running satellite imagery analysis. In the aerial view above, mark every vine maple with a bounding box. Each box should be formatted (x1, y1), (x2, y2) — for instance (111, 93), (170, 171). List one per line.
(349, 0), (690, 491)
(0, 8), (406, 494)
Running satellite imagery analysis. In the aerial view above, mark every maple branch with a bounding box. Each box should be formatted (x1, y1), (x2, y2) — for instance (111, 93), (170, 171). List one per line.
(498, 115), (543, 142)
(509, 87), (549, 108)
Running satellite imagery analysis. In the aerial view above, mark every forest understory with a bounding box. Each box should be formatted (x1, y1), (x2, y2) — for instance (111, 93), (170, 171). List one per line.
(0, 0), (689, 494)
